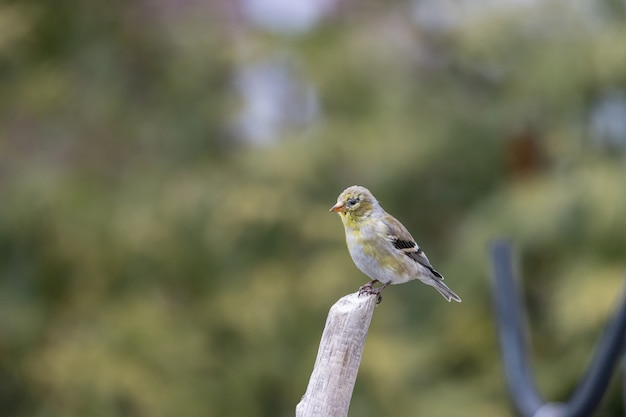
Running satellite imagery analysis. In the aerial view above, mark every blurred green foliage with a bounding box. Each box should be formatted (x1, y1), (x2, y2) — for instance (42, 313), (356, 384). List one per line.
(1, 0), (626, 416)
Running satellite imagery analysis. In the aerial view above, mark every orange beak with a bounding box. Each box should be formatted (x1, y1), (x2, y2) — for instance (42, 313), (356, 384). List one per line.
(329, 202), (345, 213)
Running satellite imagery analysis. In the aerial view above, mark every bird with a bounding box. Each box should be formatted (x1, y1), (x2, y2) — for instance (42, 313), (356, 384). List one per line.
(330, 185), (461, 303)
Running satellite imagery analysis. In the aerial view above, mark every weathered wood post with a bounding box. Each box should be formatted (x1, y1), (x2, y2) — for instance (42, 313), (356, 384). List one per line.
(296, 292), (377, 417)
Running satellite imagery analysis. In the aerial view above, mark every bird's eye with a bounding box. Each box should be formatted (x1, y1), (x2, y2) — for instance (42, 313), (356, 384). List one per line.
(347, 197), (359, 207)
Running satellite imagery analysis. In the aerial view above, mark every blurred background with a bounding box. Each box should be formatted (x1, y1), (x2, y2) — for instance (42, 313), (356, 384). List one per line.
(1, 0), (626, 416)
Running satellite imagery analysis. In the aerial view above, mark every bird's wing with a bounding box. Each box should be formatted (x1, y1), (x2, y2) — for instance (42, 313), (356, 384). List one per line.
(382, 215), (444, 279)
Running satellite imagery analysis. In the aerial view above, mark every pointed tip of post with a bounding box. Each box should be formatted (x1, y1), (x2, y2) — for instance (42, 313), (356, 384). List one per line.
(332, 292), (377, 314)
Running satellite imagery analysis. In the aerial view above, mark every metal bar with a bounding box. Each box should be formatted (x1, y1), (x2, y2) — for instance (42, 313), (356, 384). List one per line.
(563, 282), (626, 417)
(490, 240), (626, 417)
(490, 239), (545, 417)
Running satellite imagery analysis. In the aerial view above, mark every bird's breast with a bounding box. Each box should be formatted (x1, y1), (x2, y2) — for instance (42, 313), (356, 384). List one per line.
(345, 226), (411, 283)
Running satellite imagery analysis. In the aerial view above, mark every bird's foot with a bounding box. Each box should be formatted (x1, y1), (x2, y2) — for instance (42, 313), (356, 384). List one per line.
(358, 281), (388, 304)
(358, 281), (374, 295)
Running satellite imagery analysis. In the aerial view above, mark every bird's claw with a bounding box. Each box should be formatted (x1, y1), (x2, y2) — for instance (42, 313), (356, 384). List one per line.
(358, 282), (373, 294)
(358, 282), (384, 304)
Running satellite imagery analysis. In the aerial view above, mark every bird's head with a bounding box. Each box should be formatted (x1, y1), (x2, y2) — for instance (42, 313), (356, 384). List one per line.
(329, 185), (378, 222)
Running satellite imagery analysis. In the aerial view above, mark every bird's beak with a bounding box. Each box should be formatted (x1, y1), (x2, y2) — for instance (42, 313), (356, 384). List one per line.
(329, 202), (345, 213)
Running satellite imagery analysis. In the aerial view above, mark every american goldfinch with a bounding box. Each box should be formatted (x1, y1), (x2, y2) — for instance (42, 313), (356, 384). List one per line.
(330, 185), (461, 303)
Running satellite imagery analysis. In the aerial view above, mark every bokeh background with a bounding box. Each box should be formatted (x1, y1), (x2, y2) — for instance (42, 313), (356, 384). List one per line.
(1, 0), (626, 416)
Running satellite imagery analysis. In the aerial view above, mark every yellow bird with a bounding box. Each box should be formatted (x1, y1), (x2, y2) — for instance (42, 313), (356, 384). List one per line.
(330, 185), (461, 303)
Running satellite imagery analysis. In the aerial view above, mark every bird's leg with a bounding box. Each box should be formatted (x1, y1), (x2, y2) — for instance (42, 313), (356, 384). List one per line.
(373, 282), (389, 304)
(358, 281), (390, 304)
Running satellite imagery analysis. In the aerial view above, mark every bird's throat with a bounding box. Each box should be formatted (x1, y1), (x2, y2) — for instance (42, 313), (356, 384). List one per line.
(341, 212), (362, 230)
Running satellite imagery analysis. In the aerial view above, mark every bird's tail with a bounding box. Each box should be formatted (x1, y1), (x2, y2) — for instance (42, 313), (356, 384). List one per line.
(430, 279), (462, 303)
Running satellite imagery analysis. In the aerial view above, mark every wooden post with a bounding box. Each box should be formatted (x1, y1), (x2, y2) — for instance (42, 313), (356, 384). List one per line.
(296, 292), (377, 417)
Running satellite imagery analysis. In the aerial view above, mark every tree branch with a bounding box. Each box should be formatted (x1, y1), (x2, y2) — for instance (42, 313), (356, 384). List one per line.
(296, 292), (377, 417)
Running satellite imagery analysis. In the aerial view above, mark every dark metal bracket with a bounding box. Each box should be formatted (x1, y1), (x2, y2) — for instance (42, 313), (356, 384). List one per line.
(490, 240), (626, 417)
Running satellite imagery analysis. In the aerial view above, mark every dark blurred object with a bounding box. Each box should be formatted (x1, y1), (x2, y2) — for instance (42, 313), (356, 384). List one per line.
(505, 127), (546, 179)
(490, 240), (626, 417)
